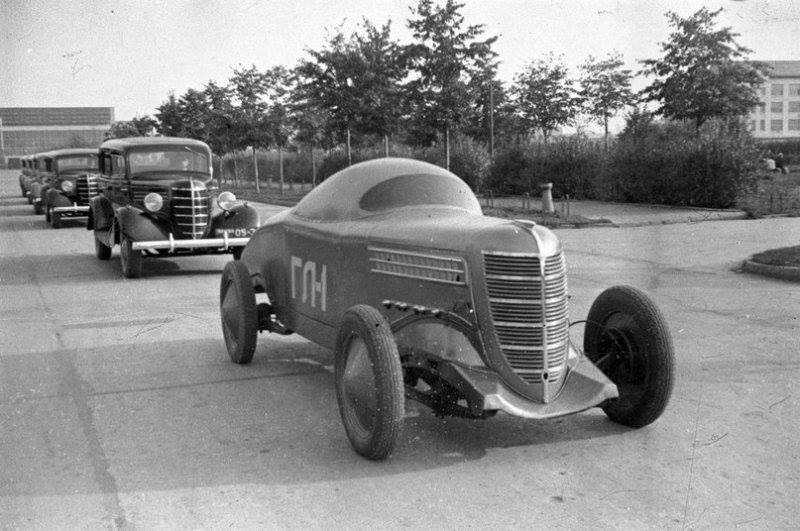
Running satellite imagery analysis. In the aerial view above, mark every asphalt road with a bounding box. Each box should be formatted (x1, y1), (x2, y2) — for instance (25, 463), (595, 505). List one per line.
(1, 169), (798, 529)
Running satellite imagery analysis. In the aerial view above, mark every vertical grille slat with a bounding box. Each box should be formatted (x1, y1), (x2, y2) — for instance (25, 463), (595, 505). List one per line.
(75, 174), (99, 204)
(483, 251), (569, 386)
(171, 181), (210, 239)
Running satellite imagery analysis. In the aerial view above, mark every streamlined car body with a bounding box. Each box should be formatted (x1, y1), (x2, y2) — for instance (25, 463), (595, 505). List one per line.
(220, 158), (675, 459)
(88, 137), (260, 278)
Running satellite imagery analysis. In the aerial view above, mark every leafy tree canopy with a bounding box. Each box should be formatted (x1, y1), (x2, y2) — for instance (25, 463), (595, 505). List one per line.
(640, 7), (767, 129)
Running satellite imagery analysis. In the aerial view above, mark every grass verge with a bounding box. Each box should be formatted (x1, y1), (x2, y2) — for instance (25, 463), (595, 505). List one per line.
(749, 245), (800, 267)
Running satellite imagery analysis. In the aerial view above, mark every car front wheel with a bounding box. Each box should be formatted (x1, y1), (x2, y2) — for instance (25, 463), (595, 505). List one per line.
(334, 305), (404, 460)
(584, 285), (674, 428)
(219, 260), (258, 364)
(50, 210), (61, 229)
(120, 235), (142, 278)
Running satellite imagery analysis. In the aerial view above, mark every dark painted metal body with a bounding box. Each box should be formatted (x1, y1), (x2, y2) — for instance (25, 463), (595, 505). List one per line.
(240, 158), (617, 419)
(89, 137), (259, 257)
(40, 148), (100, 221)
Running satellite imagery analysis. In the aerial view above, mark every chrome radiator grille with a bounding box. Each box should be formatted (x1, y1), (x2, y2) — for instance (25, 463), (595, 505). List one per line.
(75, 175), (99, 204)
(171, 181), (209, 239)
(483, 252), (569, 385)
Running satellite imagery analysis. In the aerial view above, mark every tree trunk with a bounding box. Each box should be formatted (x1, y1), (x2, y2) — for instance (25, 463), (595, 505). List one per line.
(604, 115), (609, 152)
(384, 134), (389, 157)
(311, 144), (317, 187)
(252, 147), (260, 193)
(346, 126), (352, 166)
(232, 154), (238, 188)
(445, 127), (450, 171)
(279, 146), (284, 196)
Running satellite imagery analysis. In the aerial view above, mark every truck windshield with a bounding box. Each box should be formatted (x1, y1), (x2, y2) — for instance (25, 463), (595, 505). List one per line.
(128, 148), (209, 174)
(57, 156), (98, 171)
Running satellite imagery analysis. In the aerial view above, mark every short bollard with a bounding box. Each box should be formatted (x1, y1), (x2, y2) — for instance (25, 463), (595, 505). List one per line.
(541, 182), (554, 213)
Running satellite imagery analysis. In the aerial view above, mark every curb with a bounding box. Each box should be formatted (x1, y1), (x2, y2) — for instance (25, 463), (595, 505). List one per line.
(741, 258), (800, 282)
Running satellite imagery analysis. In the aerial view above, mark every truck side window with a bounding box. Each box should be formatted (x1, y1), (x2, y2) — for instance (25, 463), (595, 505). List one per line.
(111, 155), (126, 176)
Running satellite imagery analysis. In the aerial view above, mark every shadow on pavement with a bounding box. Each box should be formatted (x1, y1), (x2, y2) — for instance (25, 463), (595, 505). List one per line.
(1, 337), (630, 496)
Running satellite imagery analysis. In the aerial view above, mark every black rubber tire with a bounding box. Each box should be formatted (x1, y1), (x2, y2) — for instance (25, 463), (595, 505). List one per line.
(584, 285), (674, 428)
(50, 210), (61, 229)
(232, 246), (243, 260)
(120, 235), (142, 278)
(95, 234), (112, 260)
(27, 193), (33, 205)
(219, 260), (258, 364)
(334, 305), (404, 460)
(45, 206), (51, 223)
(33, 201), (43, 215)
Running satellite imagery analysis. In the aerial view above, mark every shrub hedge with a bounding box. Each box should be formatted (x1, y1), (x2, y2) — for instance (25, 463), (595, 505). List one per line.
(220, 119), (763, 209)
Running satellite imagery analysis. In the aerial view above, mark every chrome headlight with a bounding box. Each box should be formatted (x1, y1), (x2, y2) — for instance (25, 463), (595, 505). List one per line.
(61, 180), (74, 192)
(217, 191), (237, 211)
(144, 192), (164, 212)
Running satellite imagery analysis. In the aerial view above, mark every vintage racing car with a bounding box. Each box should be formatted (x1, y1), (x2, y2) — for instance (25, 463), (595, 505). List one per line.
(220, 158), (675, 460)
(88, 137), (260, 278)
(37, 148), (100, 228)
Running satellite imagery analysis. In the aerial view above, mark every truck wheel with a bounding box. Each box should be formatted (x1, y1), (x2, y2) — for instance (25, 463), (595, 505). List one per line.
(34, 201), (43, 215)
(584, 285), (674, 428)
(50, 210), (61, 229)
(94, 234), (112, 260)
(45, 206), (51, 223)
(334, 305), (404, 460)
(232, 246), (243, 260)
(120, 235), (142, 278)
(219, 260), (257, 364)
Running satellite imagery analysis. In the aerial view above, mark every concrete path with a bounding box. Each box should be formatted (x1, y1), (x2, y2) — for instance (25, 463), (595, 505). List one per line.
(480, 196), (747, 227)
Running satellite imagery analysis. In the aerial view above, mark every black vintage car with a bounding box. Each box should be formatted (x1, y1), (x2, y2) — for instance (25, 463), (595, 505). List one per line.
(88, 137), (260, 278)
(38, 148), (101, 228)
(18, 155), (34, 199)
(27, 152), (54, 211)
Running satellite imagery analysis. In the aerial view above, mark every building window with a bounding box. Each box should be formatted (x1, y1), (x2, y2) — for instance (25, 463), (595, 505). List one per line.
(790, 83), (800, 96)
(771, 83), (784, 96)
(771, 101), (783, 114)
(790, 101), (800, 113)
(770, 119), (783, 132)
(749, 120), (756, 131)
(758, 102), (766, 113)
(789, 119), (800, 131)
(760, 120), (765, 131)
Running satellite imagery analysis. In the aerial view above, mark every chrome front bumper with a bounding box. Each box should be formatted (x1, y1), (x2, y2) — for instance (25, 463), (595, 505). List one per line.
(131, 232), (249, 252)
(52, 204), (90, 214)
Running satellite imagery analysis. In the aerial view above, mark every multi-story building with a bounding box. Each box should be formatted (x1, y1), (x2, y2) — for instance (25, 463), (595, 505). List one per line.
(749, 60), (800, 140)
(0, 107), (114, 165)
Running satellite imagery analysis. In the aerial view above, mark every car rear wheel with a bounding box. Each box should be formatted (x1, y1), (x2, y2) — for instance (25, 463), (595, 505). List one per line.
(45, 206), (51, 223)
(94, 234), (112, 260)
(584, 285), (674, 428)
(219, 260), (258, 364)
(334, 305), (404, 460)
(120, 235), (142, 278)
(50, 210), (61, 229)
(33, 201), (43, 215)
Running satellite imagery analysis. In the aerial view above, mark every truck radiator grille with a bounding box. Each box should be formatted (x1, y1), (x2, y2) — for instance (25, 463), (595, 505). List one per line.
(171, 181), (209, 239)
(483, 252), (569, 385)
(76, 175), (99, 204)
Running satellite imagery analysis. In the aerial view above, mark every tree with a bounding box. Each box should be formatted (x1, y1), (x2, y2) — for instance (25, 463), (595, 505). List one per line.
(406, 0), (498, 167)
(640, 7), (767, 130)
(105, 115), (156, 139)
(511, 54), (581, 142)
(295, 26), (366, 165)
(579, 52), (635, 149)
(155, 92), (183, 136)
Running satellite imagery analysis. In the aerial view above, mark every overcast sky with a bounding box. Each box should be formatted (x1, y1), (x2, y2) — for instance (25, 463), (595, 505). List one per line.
(2, 0), (799, 123)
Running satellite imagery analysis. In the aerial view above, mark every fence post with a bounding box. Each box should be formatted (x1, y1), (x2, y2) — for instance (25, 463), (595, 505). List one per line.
(540, 182), (554, 213)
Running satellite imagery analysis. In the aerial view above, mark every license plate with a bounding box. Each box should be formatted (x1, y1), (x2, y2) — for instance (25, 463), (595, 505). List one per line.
(215, 228), (256, 237)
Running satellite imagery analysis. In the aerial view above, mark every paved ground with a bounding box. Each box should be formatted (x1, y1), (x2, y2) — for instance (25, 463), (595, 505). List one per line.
(1, 169), (798, 529)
